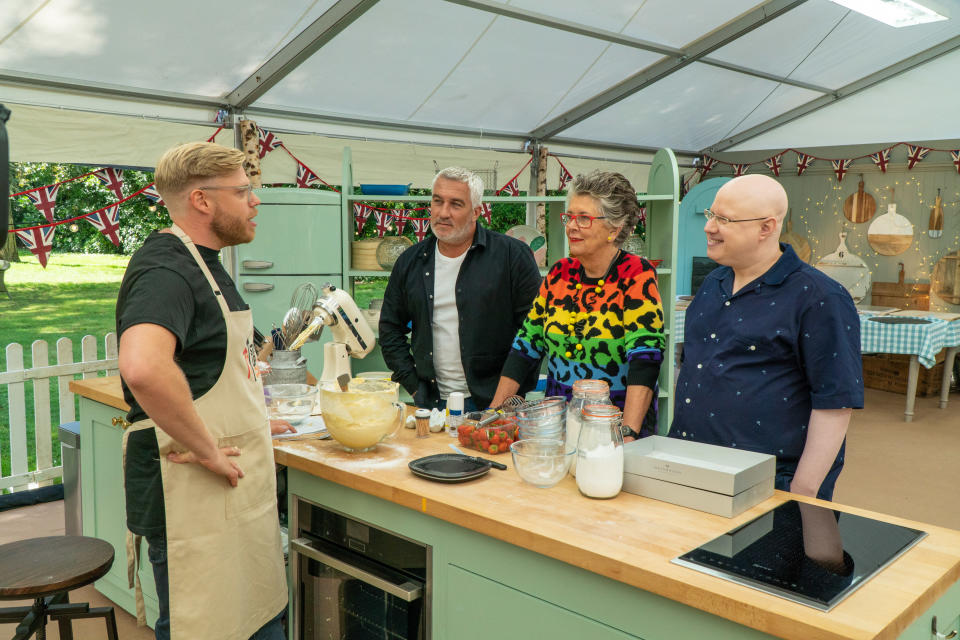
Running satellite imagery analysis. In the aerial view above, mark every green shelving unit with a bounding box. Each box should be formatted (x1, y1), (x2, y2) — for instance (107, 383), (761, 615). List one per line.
(644, 148), (681, 434)
(338, 146), (681, 430)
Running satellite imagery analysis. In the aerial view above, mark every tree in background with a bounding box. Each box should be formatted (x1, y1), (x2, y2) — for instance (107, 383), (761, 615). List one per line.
(9, 162), (171, 257)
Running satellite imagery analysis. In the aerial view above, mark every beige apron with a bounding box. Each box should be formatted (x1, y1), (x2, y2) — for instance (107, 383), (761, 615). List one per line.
(122, 224), (287, 639)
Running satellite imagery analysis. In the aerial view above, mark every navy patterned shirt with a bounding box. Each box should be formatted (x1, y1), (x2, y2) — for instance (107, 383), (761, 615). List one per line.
(668, 244), (863, 498)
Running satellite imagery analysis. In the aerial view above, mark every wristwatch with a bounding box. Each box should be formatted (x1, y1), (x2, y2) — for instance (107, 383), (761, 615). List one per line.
(620, 424), (641, 440)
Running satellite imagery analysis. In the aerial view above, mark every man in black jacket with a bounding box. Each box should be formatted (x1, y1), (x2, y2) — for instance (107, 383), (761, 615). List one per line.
(379, 167), (542, 410)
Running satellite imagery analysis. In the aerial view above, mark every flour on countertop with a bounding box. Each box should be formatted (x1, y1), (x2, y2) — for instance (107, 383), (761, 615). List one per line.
(326, 441), (412, 471)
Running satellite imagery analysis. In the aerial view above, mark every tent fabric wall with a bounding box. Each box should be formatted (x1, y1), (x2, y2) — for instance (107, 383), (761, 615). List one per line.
(6, 102), (662, 192)
(260, 130), (658, 191)
(6, 104), (216, 168)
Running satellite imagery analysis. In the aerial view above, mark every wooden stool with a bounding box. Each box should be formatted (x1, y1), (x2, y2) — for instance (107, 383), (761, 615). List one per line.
(0, 535), (118, 640)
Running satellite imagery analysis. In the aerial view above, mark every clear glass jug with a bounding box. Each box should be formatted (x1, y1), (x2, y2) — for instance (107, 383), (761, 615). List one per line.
(565, 380), (610, 477)
(575, 404), (624, 499)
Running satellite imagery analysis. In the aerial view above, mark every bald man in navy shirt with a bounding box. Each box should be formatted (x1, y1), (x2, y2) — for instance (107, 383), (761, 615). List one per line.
(669, 175), (863, 500)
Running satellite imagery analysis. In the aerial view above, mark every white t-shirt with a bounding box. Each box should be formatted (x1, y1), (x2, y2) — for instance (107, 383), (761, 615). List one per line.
(432, 244), (470, 399)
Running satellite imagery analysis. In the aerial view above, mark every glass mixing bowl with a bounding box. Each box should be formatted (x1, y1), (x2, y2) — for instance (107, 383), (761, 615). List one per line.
(319, 378), (404, 452)
(263, 384), (317, 425)
(510, 438), (576, 488)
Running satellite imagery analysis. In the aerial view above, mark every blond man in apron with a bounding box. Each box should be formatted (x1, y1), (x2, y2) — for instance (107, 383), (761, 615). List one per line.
(117, 142), (291, 639)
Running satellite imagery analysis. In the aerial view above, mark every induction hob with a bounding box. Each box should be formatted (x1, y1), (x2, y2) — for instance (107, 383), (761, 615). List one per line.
(672, 500), (926, 611)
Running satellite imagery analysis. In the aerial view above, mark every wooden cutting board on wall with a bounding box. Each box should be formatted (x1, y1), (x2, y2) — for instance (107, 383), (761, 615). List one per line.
(871, 262), (930, 310)
(779, 210), (811, 263)
(868, 190), (913, 256)
(843, 176), (876, 223)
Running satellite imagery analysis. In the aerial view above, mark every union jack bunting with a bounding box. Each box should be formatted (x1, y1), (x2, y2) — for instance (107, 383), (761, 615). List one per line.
(15, 226), (56, 268)
(498, 177), (520, 196)
(558, 164), (573, 190)
(951, 150), (960, 175)
(353, 203), (372, 234)
(733, 164), (749, 177)
(698, 156), (718, 177)
(25, 184), (60, 223)
(392, 210), (408, 235)
(258, 127), (283, 159)
(410, 217), (431, 242)
(906, 145), (929, 170)
(372, 210), (391, 238)
(869, 148), (891, 173)
(94, 168), (125, 200)
(796, 153), (814, 176)
(85, 204), (122, 247)
(763, 154), (783, 176)
(295, 163), (321, 188)
(480, 203), (492, 225)
(142, 184), (165, 206)
(831, 159), (852, 182)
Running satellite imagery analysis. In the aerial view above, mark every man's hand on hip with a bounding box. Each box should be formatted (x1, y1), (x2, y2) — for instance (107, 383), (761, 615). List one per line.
(167, 447), (245, 487)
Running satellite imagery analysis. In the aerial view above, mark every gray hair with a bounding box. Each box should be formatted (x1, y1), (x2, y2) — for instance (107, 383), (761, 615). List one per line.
(567, 170), (641, 246)
(433, 167), (484, 209)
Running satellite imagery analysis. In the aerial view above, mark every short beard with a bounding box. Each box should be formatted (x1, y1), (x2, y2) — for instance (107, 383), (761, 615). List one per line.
(211, 209), (252, 246)
(430, 220), (474, 247)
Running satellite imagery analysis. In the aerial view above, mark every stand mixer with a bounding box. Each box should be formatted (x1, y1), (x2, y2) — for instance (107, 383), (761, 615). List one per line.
(287, 284), (375, 383)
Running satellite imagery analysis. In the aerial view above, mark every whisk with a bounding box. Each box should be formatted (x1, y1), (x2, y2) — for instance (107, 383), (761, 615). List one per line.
(282, 283), (319, 348)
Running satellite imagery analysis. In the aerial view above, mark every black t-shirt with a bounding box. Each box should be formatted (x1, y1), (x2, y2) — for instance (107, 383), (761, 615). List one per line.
(116, 231), (248, 536)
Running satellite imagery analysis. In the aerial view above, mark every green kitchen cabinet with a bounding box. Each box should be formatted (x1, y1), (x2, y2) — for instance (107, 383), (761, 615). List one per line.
(237, 187), (344, 374)
(236, 274), (343, 375)
(287, 469), (960, 640)
(79, 397), (159, 628)
(288, 470), (774, 640)
(240, 188), (341, 275)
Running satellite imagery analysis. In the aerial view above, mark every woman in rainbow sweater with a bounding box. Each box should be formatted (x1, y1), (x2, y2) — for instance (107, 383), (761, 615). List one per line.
(491, 171), (665, 439)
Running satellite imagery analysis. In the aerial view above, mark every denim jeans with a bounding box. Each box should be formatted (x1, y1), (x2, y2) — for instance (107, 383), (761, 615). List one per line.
(145, 533), (286, 640)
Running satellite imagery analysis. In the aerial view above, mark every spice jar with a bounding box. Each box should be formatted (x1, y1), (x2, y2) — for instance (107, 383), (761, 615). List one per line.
(414, 408), (431, 438)
(575, 404), (623, 499)
(565, 380), (610, 477)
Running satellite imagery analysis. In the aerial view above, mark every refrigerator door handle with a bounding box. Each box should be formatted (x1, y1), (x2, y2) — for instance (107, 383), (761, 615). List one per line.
(242, 259), (274, 270)
(242, 282), (275, 292)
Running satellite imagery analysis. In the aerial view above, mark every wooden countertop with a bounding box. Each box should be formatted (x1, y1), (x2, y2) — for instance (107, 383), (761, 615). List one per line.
(72, 376), (960, 640)
(70, 376), (129, 411)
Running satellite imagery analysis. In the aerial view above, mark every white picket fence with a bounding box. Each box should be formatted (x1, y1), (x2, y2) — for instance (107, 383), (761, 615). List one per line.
(1, 333), (118, 492)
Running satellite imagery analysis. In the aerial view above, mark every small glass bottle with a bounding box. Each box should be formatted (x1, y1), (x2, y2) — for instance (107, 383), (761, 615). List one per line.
(447, 391), (465, 437)
(575, 404), (624, 499)
(565, 380), (610, 477)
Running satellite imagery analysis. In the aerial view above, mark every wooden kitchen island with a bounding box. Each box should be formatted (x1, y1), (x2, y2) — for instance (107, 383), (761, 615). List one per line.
(72, 377), (960, 640)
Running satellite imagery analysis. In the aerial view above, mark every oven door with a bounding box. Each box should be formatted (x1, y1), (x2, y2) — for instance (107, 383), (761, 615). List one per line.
(292, 537), (426, 640)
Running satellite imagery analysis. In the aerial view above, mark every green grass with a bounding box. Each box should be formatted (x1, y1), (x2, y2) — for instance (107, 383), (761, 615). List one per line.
(353, 276), (389, 309)
(1, 251), (127, 483)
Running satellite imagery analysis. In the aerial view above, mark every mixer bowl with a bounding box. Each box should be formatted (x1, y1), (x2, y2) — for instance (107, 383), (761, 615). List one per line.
(320, 379), (404, 452)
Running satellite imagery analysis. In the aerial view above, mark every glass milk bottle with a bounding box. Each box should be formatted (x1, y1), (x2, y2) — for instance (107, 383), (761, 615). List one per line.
(575, 404), (624, 499)
(566, 380), (610, 477)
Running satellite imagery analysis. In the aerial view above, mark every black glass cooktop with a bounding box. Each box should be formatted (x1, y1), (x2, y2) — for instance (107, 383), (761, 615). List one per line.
(673, 500), (926, 611)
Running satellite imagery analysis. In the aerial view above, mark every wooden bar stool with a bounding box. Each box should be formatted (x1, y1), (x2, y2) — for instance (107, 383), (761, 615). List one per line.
(0, 535), (119, 640)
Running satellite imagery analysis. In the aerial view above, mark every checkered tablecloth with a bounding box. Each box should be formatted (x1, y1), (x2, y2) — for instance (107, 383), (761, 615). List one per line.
(673, 308), (960, 369)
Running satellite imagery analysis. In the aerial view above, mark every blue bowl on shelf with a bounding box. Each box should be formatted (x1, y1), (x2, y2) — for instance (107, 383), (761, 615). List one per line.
(360, 184), (411, 196)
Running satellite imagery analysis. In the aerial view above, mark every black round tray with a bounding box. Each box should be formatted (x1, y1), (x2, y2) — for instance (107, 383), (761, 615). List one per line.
(408, 453), (491, 483)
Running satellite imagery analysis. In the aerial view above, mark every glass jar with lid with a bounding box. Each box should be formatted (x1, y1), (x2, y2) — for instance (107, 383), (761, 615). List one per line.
(565, 380), (610, 477)
(575, 404), (624, 499)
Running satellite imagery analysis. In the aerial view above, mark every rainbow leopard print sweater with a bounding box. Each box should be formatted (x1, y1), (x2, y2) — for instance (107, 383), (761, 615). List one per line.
(505, 252), (665, 429)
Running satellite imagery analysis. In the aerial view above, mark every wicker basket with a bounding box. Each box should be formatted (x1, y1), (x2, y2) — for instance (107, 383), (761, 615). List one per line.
(351, 239), (385, 271)
(861, 351), (945, 397)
